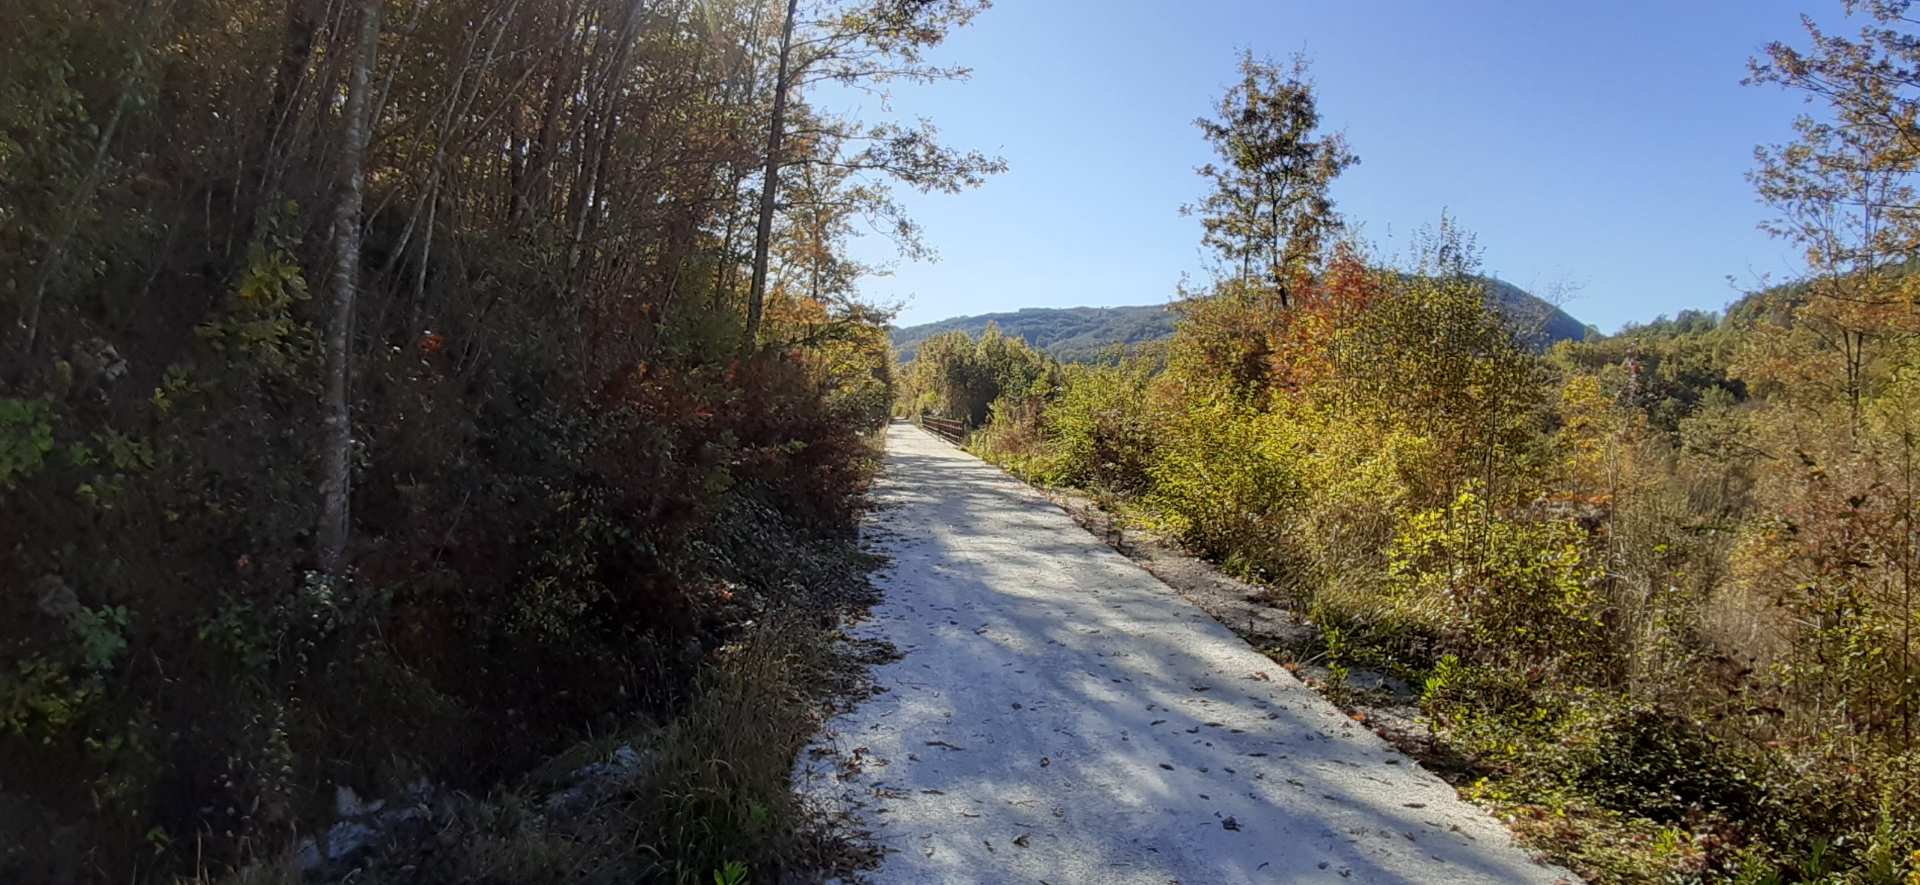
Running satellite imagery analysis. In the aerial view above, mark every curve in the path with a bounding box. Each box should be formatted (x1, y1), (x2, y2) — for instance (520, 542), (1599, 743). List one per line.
(796, 422), (1572, 885)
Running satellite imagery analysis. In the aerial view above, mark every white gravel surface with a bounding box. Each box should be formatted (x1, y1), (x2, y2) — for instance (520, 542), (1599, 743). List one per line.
(796, 422), (1573, 884)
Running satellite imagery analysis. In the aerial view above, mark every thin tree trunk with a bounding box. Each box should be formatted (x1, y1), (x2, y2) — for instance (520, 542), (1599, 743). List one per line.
(409, 185), (438, 332)
(715, 183), (745, 308)
(258, 0), (319, 201)
(709, 0), (767, 310)
(1903, 429), (1915, 751)
(517, 0), (586, 224)
(742, 0), (799, 354)
(17, 0), (159, 356)
(317, 0), (383, 574)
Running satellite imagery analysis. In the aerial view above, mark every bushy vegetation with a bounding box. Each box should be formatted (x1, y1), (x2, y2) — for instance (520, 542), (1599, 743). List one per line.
(957, 38), (1920, 884)
(0, 0), (992, 880)
(893, 324), (1060, 428)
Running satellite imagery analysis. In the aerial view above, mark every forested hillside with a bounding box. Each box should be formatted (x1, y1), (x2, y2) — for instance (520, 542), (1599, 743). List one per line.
(1484, 277), (1595, 345)
(892, 305), (1176, 362)
(892, 279), (1588, 363)
(902, 36), (1920, 884)
(0, 0), (994, 881)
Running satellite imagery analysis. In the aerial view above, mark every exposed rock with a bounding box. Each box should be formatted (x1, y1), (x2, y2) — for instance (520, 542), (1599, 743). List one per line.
(293, 838), (320, 872)
(72, 338), (128, 384)
(294, 784), (432, 873)
(544, 743), (651, 816)
(33, 576), (78, 620)
(334, 785), (383, 818)
(323, 821), (375, 864)
(294, 747), (652, 877)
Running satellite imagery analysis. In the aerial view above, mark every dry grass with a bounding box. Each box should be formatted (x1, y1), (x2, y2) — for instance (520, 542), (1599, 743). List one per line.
(627, 621), (841, 883)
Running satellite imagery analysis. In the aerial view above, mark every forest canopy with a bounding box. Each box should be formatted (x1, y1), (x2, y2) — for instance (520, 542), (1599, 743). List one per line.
(0, 0), (995, 880)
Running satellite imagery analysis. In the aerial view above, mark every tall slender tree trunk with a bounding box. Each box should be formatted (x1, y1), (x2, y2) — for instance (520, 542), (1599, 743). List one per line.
(317, 0), (383, 574)
(710, 0), (767, 310)
(1901, 430), (1914, 751)
(252, 0), (319, 211)
(714, 183), (745, 308)
(742, 0), (799, 354)
(17, 0), (158, 358)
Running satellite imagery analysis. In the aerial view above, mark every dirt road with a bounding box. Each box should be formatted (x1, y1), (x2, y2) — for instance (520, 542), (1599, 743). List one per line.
(796, 422), (1570, 884)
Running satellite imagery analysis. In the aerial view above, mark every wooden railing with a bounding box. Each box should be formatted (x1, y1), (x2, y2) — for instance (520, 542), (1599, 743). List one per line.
(918, 415), (968, 444)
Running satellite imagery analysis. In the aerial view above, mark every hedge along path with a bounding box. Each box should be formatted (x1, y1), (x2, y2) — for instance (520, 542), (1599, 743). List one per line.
(795, 421), (1577, 884)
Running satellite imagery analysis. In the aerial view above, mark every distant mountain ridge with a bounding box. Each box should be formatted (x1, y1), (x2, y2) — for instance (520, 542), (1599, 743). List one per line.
(1482, 278), (1593, 346)
(891, 279), (1591, 362)
(892, 304), (1178, 363)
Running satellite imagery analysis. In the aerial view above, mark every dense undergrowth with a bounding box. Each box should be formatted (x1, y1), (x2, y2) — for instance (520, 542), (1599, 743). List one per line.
(900, 34), (1920, 884)
(0, 0), (988, 880)
(183, 527), (887, 885)
(947, 251), (1920, 885)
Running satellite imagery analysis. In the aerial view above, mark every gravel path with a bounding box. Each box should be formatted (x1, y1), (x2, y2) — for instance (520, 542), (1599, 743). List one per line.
(796, 422), (1571, 884)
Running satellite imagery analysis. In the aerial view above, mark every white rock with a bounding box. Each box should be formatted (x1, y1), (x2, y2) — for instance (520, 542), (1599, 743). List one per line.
(325, 820), (375, 861)
(292, 838), (321, 872)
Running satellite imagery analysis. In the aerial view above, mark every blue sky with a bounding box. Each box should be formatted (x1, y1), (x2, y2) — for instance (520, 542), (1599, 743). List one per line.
(820, 0), (1828, 332)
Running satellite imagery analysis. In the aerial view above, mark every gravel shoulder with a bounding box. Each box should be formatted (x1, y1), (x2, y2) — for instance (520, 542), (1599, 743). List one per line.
(795, 422), (1573, 884)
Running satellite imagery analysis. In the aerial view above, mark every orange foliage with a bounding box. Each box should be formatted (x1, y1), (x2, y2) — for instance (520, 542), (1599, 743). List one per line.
(1269, 242), (1386, 393)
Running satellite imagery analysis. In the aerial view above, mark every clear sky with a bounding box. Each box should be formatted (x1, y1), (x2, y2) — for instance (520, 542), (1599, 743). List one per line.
(821, 0), (1828, 332)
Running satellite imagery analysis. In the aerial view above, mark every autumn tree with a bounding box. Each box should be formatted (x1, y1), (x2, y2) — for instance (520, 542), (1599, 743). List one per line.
(898, 325), (1055, 427)
(1748, 6), (1920, 436)
(739, 0), (1006, 350)
(1184, 51), (1356, 305)
(1734, 0), (1920, 761)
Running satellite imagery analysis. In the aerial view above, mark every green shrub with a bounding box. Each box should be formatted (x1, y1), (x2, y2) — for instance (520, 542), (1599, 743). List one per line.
(1569, 703), (1769, 824)
(1042, 360), (1157, 492)
(1388, 489), (1608, 672)
(0, 398), (56, 489)
(1144, 389), (1305, 573)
